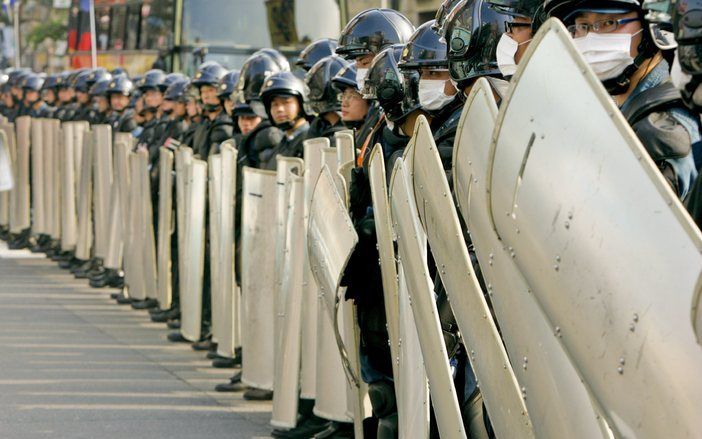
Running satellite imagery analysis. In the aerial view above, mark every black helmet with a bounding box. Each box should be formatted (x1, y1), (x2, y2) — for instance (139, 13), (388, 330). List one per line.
(362, 45), (412, 122)
(111, 67), (127, 76)
(398, 20), (448, 71)
(446, 0), (512, 88)
(232, 101), (258, 117)
(545, 0), (640, 21)
(304, 55), (349, 115)
(42, 74), (60, 91)
(164, 78), (191, 102)
(90, 78), (112, 96)
(486, 0), (543, 18)
(434, 0), (465, 37)
(138, 69), (166, 92)
(73, 70), (93, 93)
(259, 71), (307, 126)
(295, 39), (339, 71)
(254, 48), (291, 71)
(667, 0), (702, 109)
(235, 51), (289, 104)
(218, 70), (240, 98)
(163, 72), (187, 91)
(336, 9), (416, 59)
(56, 71), (73, 90)
(21, 73), (45, 92)
(331, 62), (359, 92)
(8, 68), (30, 88)
(86, 67), (110, 89)
(192, 61), (227, 88)
(106, 75), (135, 96)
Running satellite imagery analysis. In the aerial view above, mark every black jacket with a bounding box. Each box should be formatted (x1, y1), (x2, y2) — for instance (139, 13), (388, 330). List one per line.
(260, 121), (310, 171)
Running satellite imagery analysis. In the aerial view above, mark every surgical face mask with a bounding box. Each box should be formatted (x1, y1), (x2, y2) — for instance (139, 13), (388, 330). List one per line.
(671, 50), (693, 91)
(573, 29), (642, 81)
(386, 120), (395, 132)
(418, 79), (454, 111)
(356, 68), (369, 93)
(496, 33), (531, 77)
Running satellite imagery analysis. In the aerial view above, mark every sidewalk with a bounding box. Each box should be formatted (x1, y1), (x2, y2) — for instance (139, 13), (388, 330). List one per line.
(0, 241), (272, 439)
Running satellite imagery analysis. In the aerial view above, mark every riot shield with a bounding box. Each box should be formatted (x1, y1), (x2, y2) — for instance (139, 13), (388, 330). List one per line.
(112, 140), (131, 285)
(388, 157), (466, 439)
(10, 117), (30, 234)
(139, 150), (158, 301)
(397, 260), (430, 439)
(409, 115), (534, 438)
(0, 127), (11, 225)
(367, 145), (400, 384)
(30, 118), (45, 235)
(75, 130), (93, 262)
(104, 139), (128, 271)
(60, 122), (78, 251)
(452, 78), (607, 438)
(127, 151), (146, 301)
(208, 154), (223, 344)
(1, 123), (15, 230)
(241, 166), (277, 391)
(175, 147), (193, 316)
(157, 147), (175, 310)
(273, 156), (304, 394)
(272, 170), (305, 429)
(180, 158), (207, 342)
(92, 125), (113, 260)
(216, 142), (239, 359)
(300, 137), (329, 399)
(49, 121), (62, 240)
(487, 19), (702, 438)
(334, 131), (355, 166)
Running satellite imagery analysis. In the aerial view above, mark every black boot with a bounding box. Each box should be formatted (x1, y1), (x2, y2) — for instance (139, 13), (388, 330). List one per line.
(73, 259), (96, 279)
(368, 381), (398, 439)
(313, 421), (354, 438)
(151, 307), (179, 323)
(90, 269), (124, 288)
(131, 298), (159, 310)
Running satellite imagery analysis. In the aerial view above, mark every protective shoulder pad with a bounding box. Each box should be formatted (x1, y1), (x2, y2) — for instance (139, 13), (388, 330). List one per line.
(621, 80), (682, 126)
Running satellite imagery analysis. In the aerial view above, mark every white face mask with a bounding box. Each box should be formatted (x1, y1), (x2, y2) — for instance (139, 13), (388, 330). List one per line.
(573, 29), (642, 81)
(418, 79), (454, 111)
(671, 50), (693, 91)
(496, 33), (531, 77)
(355, 68), (369, 93)
(386, 120), (395, 132)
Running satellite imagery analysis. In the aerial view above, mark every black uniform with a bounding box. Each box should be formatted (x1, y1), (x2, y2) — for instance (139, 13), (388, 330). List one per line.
(259, 122), (309, 170)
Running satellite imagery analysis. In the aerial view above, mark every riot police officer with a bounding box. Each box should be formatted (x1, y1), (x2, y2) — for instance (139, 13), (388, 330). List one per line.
(106, 74), (138, 134)
(295, 38), (339, 73)
(304, 55), (349, 141)
(89, 77), (113, 125)
(190, 61), (231, 158)
(40, 74), (59, 118)
(21, 73), (51, 118)
(54, 71), (79, 122)
(545, 0), (699, 198)
(258, 71), (310, 170)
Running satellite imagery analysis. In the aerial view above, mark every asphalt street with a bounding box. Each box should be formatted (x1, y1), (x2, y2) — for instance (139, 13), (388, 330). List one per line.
(0, 241), (272, 439)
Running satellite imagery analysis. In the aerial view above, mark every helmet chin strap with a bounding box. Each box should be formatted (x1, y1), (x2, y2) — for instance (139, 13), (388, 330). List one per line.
(602, 36), (656, 96)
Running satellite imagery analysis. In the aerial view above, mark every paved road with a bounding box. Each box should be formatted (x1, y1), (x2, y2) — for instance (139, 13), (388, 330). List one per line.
(0, 241), (273, 439)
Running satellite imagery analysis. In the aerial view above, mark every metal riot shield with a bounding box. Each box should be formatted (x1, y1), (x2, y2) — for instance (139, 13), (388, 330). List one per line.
(181, 158), (207, 342)
(488, 19), (702, 438)
(60, 122), (78, 251)
(300, 137), (329, 399)
(409, 115), (534, 438)
(367, 145), (400, 384)
(217, 142), (239, 359)
(39, 120), (55, 239)
(111, 140), (130, 286)
(104, 139), (129, 273)
(139, 150), (158, 301)
(72, 122), (90, 195)
(75, 130), (93, 262)
(388, 157), (467, 439)
(92, 125), (113, 260)
(397, 260), (430, 439)
(241, 166), (277, 391)
(127, 151), (146, 301)
(49, 121), (62, 241)
(272, 170), (305, 429)
(175, 147), (193, 315)
(308, 164), (362, 428)
(334, 131), (355, 166)
(208, 154), (223, 344)
(0, 127), (11, 224)
(30, 118), (44, 235)
(157, 147), (175, 310)
(453, 78), (607, 438)
(10, 117), (30, 234)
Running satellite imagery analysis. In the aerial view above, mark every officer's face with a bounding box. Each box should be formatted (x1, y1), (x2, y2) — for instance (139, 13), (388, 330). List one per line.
(419, 69), (458, 96)
(223, 98), (234, 115)
(2, 92), (11, 107)
(186, 98), (198, 117)
(200, 85), (219, 106)
(76, 90), (90, 104)
(174, 102), (187, 117)
(144, 89), (163, 108)
(94, 95), (109, 113)
(11, 86), (21, 98)
(238, 114), (262, 135)
(340, 88), (369, 122)
(58, 88), (74, 103)
(42, 89), (56, 104)
(506, 16), (533, 64)
(24, 90), (39, 104)
(161, 99), (174, 114)
(270, 95), (300, 125)
(110, 93), (129, 111)
(573, 11), (643, 57)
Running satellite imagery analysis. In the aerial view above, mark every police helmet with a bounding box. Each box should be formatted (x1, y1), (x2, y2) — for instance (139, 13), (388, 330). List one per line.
(331, 62), (360, 92)
(218, 70), (241, 99)
(259, 71), (307, 123)
(363, 45), (413, 122)
(42, 74), (59, 91)
(398, 20), (448, 71)
(90, 78), (112, 97)
(254, 48), (291, 71)
(304, 55), (349, 115)
(22, 73), (45, 92)
(235, 51), (290, 104)
(336, 9), (416, 59)
(138, 69), (167, 92)
(106, 75), (135, 96)
(192, 61), (227, 88)
(295, 39), (339, 71)
(164, 78), (192, 102)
